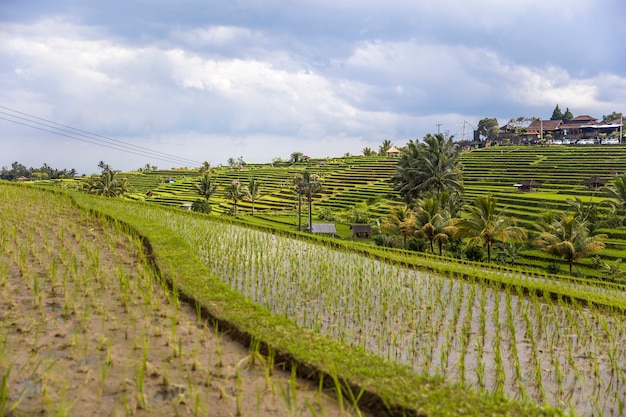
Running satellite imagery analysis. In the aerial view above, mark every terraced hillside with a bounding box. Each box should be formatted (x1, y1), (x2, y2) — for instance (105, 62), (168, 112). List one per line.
(122, 145), (625, 278)
(126, 157), (400, 215)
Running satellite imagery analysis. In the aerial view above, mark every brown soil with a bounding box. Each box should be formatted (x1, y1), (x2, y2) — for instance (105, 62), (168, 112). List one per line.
(0, 189), (369, 416)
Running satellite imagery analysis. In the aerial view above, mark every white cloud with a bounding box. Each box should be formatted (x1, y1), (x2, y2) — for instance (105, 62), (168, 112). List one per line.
(1, 4), (625, 174)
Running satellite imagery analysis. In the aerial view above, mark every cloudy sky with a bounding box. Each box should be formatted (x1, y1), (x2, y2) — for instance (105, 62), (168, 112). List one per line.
(2, 0), (625, 174)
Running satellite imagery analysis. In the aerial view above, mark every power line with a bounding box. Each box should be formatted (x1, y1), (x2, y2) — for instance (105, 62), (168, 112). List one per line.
(0, 105), (205, 167)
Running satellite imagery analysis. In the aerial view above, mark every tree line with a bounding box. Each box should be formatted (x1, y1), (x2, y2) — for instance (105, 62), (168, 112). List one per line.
(0, 161), (77, 181)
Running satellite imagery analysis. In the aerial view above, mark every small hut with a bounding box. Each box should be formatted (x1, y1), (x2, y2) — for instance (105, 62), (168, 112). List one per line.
(350, 224), (371, 238)
(309, 223), (336, 235)
(513, 180), (542, 193)
(386, 146), (402, 158)
(582, 176), (606, 190)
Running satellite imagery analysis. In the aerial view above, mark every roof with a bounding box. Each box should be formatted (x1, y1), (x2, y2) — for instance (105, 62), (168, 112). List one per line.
(582, 176), (607, 185)
(387, 146), (402, 154)
(350, 224), (371, 232)
(520, 180), (542, 186)
(514, 180), (542, 187)
(310, 223), (336, 234)
(527, 120), (562, 131)
(567, 115), (597, 123)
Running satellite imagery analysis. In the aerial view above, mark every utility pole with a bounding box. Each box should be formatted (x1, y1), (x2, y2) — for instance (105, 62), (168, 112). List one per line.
(621, 115), (624, 144)
(436, 124), (442, 134)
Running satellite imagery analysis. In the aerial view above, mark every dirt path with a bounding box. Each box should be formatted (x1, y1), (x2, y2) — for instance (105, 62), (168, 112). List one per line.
(0, 187), (369, 416)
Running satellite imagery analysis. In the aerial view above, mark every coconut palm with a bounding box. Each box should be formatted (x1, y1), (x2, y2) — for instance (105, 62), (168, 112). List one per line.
(294, 171), (322, 231)
(195, 173), (217, 201)
(393, 133), (463, 203)
(533, 212), (606, 274)
(454, 194), (527, 263)
(362, 147), (376, 156)
(603, 173), (626, 207)
(381, 205), (416, 248)
(413, 196), (454, 255)
(225, 179), (245, 215)
(244, 178), (262, 215)
(85, 169), (128, 197)
(378, 139), (392, 156)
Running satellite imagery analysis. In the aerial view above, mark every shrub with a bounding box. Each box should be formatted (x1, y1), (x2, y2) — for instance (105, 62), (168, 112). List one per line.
(318, 207), (339, 222)
(373, 234), (403, 248)
(192, 199), (212, 214)
(464, 245), (484, 262)
(407, 237), (427, 252)
(546, 263), (561, 275)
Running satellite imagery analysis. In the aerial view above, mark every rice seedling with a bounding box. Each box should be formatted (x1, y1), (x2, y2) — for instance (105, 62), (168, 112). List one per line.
(125, 207), (626, 416)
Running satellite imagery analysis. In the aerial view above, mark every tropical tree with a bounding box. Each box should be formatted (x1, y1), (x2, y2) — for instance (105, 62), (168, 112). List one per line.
(244, 178), (262, 215)
(381, 205), (416, 248)
(533, 212), (606, 274)
(392, 133), (463, 203)
(603, 173), (626, 207)
(85, 169), (129, 197)
(378, 139), (392, 156)
(199, 161), (211, 173)
(362, 147), (376, 156)
(601, 258), (626, 281)
(454, 195), (527, 263)
(97, 160), (111, 173)
(413, 196), (454, 255)
(195, 173), (218, 201)
(602, 111), (623, 123)
(495, 241), (526, 266)
(290, 152), (305, 164)
(225, 179), (245, 215)
(476, 118), (500, 141)
(294, 171), (322, 232)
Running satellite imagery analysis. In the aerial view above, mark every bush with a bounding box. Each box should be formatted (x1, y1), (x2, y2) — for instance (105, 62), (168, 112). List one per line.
(192, 199), (212, 214)
(318, 207), (338, 222)
(407, 237), (427, 252)
(464, 245), (484, 262)
(546, 263), (561, 275)
(372, 234), (403, 248)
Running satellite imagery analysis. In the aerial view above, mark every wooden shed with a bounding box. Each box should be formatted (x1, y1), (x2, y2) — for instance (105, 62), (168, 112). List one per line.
(309, 223), (336, 235)
(350, 224), (371, 238)
(582, 176), (606, 190)
(513, 180), (542, 192)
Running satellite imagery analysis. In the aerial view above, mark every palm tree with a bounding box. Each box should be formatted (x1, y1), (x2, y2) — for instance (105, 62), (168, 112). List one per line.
(378, 139), (392, 156)
(604, 173), (626, 207)
(381, 205), (416, 248)
(294, 171), (322, 232)
(86, 169), (129, 197)
(533, 212), (606, 274)
(601, 258), (626, 281)
(454, 195), (527, 263)
(195, 173), (217, 201)
(413, 196), (454, 255)
(362, 147), (376, 156)
(393, 133), (463, 203)
(244, 178), (262, 215)
(199, 161), (211, 173)
(290, 152), (304, 164)
(225, 179), (244, 215)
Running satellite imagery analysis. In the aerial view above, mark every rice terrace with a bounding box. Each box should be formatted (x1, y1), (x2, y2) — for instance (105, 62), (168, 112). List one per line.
(3, 143), (626, 416)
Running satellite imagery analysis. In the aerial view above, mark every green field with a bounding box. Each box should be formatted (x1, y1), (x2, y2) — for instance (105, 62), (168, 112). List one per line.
(9, 145), (626, 416)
